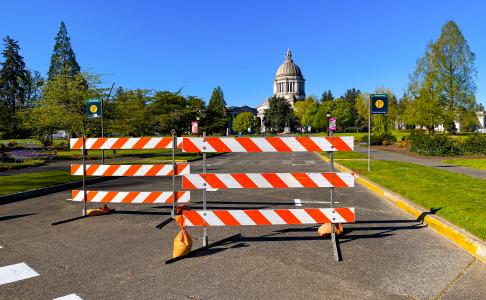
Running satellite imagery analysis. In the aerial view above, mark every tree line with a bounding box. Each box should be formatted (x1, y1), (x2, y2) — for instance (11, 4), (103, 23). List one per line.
(0, 22), (230, 144)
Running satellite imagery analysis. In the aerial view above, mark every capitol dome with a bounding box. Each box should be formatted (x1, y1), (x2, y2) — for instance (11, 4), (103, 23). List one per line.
(272, 49), (306, 106)
(276, 49), (303, 77)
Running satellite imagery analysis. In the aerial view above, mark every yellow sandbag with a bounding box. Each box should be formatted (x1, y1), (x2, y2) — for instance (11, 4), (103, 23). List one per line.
(173, 215), (192, 258)
(86, 208), (110, 216)
(317, 223), (344, 237)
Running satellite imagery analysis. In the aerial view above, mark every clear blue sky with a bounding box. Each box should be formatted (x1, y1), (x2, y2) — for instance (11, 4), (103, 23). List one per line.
(2, 0), (485, 107)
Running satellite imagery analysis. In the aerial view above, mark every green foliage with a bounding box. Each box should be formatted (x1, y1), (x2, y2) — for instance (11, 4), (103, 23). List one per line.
(302, 102), (319, 127)
(0, 159), (45, 171)
(406, 21), (477, 133)
(47, 22), (81, 80)
(408, 131), (460, 155)
(294, 96), (317, 125)
(204, 86), (229, 134)
(232, 112), (256, 134)
(265, 96), (294, 132)
(0, 36), (30, 136)
(459, 134), (486, 155)
(331, 98), (354, 131)
(106, 88), (151, 136)
(320, 89), (334, 102)
(25, 72), (103, 142)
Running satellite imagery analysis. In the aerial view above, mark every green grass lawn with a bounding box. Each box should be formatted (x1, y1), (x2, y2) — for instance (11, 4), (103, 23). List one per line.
(309, 131), (410, 144)
(338, 159), (486, 240)
(110, 153), (207, 164)
(0, 170), (81, 196)
(442, 158), (486, 171)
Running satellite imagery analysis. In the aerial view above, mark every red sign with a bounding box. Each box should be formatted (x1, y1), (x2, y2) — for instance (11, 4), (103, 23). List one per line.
(191, 121), (199, 134)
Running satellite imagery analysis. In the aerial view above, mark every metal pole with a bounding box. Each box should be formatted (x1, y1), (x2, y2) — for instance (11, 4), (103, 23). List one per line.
(82, 135), (87, 216)
(329, 129), (339, 261)
(368, 95), (371, 172)
(202, 131), (208, 247)
(171, 130), (177, 218)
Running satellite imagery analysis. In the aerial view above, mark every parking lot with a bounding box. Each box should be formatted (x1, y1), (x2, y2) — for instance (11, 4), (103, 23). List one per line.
(1, 152), (485, 299)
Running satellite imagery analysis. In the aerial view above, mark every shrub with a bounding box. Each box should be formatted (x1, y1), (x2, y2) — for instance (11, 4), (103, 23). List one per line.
(459, 134), (486, 155)
(408, 131), (460, 156)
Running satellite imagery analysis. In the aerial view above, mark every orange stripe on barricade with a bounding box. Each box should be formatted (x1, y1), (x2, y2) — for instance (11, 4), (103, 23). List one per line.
(182, 172), (355, 189)
(327, 136), (353, 151)
(237, 138), (262, 152)
(70, 190), (190, 204)
(266, 137), (292, 152)
(207, 137), (232, 152)
(295, 137), (321, 151)
(182, 208), (355, 227)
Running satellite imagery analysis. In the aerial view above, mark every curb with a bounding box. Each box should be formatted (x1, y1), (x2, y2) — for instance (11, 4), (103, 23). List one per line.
(320, 154), (486, 263)
(0, 177), (117, 205)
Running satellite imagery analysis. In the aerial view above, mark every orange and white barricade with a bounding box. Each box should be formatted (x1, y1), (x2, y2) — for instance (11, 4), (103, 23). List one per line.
(178, 135), (355, 262)
(63, 133), (188, 220)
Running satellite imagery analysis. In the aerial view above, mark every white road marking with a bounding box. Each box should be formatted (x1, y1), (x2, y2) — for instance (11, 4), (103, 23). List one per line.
(301, 201), (340, 204)
(206, 188), (219, 192)
(0, 262), (39, 285)
(294, 199), (302, 206)
(53, 294), (83, 300)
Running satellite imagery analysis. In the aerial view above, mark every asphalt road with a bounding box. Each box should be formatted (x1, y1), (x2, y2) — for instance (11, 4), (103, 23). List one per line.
(1, 152), (485, 299)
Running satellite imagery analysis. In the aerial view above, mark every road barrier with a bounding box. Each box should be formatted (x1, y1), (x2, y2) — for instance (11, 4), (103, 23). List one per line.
(71, 164), (190, 176)
(181, 136), (353, 152)
(70, 190), (190, 203)
(180, 135), (355, 261)
(70, 137), (182, 150)
(183, 208), (355, 226)
(182, 172), (354, 189)
(59, 133), (185, 219)
(61, 134), (356, 262)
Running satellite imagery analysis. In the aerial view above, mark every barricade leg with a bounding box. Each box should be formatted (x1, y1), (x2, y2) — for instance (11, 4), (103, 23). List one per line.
(202, 132), (208, 247)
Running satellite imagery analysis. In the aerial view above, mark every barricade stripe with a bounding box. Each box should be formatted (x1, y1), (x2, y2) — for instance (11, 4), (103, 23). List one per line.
(213, 210), (241, 226)
(245, 210), (272, 225)
(70, 164), (189, 176)
(182, 208), (355, 226)
(335, 208), (355, 222)
(296, 137), (321, 151)
(70, 190), (189, 203)
(261, 173), (289, 188)
(323, 173), (348, 188)
(183, 210), (208, 226)
(327, 136), (353, 151)
(182, 172), (355, 189)
(207, 138), (232, 152)
(267, 137), (292, 152)
(275, 209), (302, 224)
(237, 137), (263, 152)
(203, 174), (228, 189)
(305, 208), (332, 223)
(180, 137), (354, 152)
(293, 173), (319, 188)
(231, 173), (258, 189)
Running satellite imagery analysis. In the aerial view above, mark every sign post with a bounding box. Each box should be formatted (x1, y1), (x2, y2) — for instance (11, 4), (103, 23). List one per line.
(368, 94), (388, 172)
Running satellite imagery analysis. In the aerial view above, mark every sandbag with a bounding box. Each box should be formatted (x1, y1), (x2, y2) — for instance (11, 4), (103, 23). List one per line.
(317, 223), (344, 237)
(173, 215), (192, 258)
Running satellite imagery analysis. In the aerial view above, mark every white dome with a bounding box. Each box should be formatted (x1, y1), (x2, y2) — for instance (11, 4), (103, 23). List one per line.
(276, 49), (303, 77)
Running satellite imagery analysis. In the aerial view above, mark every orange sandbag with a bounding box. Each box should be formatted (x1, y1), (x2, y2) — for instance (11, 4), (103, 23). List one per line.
(317, 223), (344, 237)
(173, 215), (193, 258)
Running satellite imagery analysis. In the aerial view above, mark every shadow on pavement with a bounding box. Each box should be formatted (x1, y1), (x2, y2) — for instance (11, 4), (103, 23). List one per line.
(0, 213), (37, 222)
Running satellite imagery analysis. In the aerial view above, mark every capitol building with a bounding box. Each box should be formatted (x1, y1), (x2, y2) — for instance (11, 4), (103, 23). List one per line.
(256, 49), (306, 130)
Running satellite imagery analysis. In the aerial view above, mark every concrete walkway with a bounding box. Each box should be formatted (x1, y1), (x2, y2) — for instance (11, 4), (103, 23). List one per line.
(355, 145), (486, 180)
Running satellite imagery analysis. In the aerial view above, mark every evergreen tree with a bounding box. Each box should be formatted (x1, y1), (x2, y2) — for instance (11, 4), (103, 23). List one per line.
(204, 86), (229, 134)
(342, 88), (361, 103)
(0, 36), (29, 135)
(264, 96), (294, 132)
(47, 22), (81, 80)
(320, 90), (334, 102)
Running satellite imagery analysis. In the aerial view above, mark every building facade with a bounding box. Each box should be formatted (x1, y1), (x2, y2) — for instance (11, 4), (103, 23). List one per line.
(257, 49), (306, 131)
